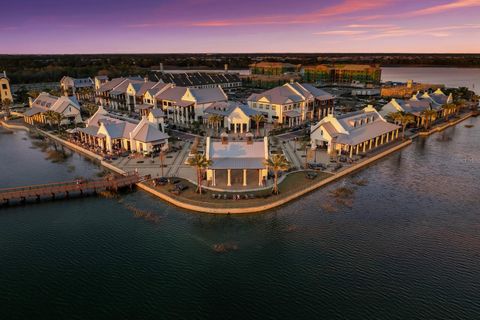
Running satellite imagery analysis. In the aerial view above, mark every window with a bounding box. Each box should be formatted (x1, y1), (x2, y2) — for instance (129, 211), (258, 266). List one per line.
(1, 84), (7, 90)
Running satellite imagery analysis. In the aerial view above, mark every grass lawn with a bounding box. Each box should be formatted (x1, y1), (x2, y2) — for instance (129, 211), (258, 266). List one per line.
(145, 170), (333, 209)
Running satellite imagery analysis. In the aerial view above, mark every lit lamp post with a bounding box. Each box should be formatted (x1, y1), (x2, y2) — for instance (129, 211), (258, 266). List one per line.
(311, 144), (317, 163)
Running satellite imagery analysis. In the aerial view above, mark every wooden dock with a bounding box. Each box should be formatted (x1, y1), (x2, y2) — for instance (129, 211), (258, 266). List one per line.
(0, 173), (150, 205)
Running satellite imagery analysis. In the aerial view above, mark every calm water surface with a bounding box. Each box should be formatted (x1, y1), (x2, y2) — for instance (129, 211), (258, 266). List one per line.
(1, 118), (480, 319)
(382, 67), (480, 94)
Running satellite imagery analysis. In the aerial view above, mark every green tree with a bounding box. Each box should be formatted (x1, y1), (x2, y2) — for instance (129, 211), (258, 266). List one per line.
(389, 111), (415, 140)
(251, 113), (265, 137)
(208, 114), (223, 135)
(187, 153), (212, 194)
(420, 109), (437, 130)
(43, 110), (64, 130)
(264, 154), (290, 195)
(83, 102), (98, 117)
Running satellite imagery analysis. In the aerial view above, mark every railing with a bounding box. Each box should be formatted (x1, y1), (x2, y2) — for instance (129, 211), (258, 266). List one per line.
(0, 173), (146, 202)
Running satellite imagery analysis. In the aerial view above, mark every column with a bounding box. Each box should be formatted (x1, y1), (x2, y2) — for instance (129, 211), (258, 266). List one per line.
(234, 124), (237, 133)
(240, 123), (243, 134)
(349, 145), (353, 158)
(396, 129), (399, 139)
(243, 169), (247, 186)
(356, 145), (360, 155)
(369, 139), (373, 149)
(227, 169), (231, 186)
(363, 142), (367, 153)
(258, 169), (263, 186)
(375, 136), (379, 147)
(212, 170), (216, 186)
(381, 134), (384, 145)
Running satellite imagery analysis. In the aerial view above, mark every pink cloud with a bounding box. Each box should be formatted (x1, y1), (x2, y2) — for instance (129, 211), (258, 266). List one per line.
(191, 0), (393, 27)
(412, 0), (480, 15)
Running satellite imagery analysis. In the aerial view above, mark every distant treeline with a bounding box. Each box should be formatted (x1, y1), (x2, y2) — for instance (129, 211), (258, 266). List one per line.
(1, 53), (480, 84)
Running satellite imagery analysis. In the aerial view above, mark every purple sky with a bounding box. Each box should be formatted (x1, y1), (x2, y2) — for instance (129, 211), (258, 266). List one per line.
(2, 0), (480, 53)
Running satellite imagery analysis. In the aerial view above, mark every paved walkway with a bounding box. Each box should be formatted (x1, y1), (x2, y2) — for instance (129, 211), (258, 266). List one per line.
(167, 141), (191, 177)
(281, 140), (303, 169)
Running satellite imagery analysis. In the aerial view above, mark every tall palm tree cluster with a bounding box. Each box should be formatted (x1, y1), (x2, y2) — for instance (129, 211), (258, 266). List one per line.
(43, 110), (64, 130)
(388, 111), (415, 140)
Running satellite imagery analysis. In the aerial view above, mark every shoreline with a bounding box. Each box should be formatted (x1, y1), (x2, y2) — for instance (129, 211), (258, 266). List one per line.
(0, 111), (474, 214)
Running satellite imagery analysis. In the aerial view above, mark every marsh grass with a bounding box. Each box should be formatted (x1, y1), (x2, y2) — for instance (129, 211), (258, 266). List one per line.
(124, 204), (161, 224)
(45, 150), (71, 163)
(352, 178), (368, 186)
(212, 242), (239, 253)
(330, 186), (355, 198)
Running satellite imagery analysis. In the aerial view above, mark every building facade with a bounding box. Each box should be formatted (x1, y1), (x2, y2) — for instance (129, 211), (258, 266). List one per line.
(0, 71), (13, 103)
(302, 64), (381, 85)
(24, 92), (82, 126)
(247, 82), (335, 127)
(205, 135), (269, 188)
(249, 62), (301, 76)
(77, 106), (169, 154)
(310, 105), (400, 158)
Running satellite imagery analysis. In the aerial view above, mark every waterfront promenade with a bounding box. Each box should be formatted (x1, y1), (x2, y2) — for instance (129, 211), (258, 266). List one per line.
(0, 110), (474, 214)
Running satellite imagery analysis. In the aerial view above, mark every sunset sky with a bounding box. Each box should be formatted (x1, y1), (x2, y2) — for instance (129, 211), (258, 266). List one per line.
(2, 0), (480, 53)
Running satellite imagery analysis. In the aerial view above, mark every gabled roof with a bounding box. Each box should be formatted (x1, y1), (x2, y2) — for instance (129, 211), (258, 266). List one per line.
(312, 106), (400, 146)
(247, 82), (334, 105)
(132, 121), (169, 143)
(29, 92), (80, 115)
(190, 87), (228, 104)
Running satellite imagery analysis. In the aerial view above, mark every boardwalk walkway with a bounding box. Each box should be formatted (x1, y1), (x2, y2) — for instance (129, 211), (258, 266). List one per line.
(0, 173), (148, 204)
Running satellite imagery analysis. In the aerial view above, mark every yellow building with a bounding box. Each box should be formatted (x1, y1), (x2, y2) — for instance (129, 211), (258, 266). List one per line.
(0, 71), (13, 103)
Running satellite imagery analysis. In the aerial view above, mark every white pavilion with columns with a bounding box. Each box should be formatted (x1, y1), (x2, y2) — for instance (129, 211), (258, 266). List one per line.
(310, 105), (401, 158)
(205, 134), (269, 189)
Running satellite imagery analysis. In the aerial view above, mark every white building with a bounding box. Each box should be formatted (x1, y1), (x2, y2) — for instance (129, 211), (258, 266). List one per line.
(205, 134), (269, 188)
(77, 106), (169, 154)
(24, 92), (82, 126)
(60, 76), (94, 100)
(380, 98), (431, 116)
(310, 105), (401, 158)
(153, 86), (228, 125)
(247, 82), (335, 127)
(203, 101), (259, 133)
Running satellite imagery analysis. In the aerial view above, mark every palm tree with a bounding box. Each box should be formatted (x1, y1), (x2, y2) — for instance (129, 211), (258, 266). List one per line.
(43, 110), (64, 130)
(83, 102), (98, 117)
(207, 114), (223, 135)
(420, 109), (437, 130)
(390, 111), (415, 140)
(251, 114), (265, 137)
(442, 104), (455, 121)
(264, 154), (290, 195)
(187, 153), (212, 194)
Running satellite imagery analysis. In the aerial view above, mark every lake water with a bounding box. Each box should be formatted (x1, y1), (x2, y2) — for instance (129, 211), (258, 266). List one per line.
(1, 115), (479, 318)
(382, 67), (480, 94)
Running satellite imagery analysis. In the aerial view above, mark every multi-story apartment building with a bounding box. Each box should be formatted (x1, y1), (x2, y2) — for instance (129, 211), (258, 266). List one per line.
(302, 64), (382, 85)
(246, 82), (335, 127)
(249, 62), (301, 76)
